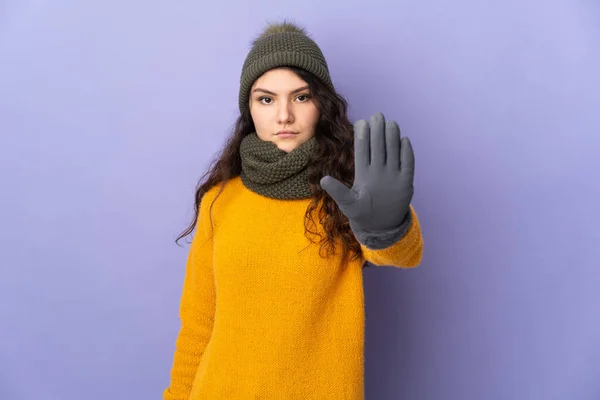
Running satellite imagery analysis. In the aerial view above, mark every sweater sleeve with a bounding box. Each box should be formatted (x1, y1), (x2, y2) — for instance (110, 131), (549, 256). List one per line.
(163, 194), (217, 400)
(360, 205), (423, 268)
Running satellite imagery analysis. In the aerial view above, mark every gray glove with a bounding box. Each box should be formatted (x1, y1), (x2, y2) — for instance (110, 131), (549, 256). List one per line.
(320, 112), (415, 248)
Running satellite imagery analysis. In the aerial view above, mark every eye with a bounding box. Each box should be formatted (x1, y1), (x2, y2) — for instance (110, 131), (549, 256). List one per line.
(258, 96), (272, 105)
(296, 94), (311, 102)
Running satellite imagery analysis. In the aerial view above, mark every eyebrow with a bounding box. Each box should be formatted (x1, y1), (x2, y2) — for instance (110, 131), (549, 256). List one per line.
(251, 85), (310, 95)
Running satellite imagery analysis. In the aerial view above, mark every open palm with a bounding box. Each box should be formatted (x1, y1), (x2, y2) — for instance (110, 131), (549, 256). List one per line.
(320, 112), (414, 233)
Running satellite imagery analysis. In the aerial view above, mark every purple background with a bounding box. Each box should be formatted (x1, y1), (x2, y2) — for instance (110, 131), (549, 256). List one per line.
(1, 1), (599, 399)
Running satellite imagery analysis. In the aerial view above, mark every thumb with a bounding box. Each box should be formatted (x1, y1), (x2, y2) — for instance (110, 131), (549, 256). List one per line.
(320, 176), (356, 207)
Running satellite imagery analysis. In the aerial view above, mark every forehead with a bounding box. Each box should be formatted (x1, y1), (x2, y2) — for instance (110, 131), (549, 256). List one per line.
(251, 68), (307, 90)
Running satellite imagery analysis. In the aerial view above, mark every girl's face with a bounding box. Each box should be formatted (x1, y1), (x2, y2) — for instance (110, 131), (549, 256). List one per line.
(249, 68), (320, 153)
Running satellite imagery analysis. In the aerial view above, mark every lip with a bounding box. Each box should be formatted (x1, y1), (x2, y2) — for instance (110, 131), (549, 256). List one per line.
(276, 131), (298, 139)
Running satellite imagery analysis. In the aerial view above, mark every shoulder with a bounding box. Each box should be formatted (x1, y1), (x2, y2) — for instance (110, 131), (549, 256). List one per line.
(199, 176), (243, 212)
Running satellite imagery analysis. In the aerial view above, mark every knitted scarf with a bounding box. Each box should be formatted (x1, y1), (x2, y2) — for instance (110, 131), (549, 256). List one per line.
(239, 132), (317, 199)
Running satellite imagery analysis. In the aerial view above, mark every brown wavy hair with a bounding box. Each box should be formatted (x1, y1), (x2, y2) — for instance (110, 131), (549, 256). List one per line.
(176, 66), (361, 263)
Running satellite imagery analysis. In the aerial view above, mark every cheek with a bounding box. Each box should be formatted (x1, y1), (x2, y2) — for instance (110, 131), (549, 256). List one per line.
(252, 105), (275, 123)
(250, 107), (264, 127)
(250, 108), (271, 138)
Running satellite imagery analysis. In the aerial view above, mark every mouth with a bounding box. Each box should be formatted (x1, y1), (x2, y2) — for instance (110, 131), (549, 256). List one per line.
(276, 131), (298, 138)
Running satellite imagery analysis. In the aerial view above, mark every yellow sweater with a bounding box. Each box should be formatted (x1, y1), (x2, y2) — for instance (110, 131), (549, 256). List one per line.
(164, 176), (423, 399)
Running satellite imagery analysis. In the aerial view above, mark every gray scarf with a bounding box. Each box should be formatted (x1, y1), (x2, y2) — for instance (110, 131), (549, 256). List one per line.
(239, 132), (317, 199)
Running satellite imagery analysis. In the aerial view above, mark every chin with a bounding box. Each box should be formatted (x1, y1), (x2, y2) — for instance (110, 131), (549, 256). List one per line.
(273, 136), (304, 153)
(275, 143), (298, 153)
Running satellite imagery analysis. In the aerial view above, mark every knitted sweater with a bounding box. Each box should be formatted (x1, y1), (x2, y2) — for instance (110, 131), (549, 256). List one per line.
(163, 176), (423, 400)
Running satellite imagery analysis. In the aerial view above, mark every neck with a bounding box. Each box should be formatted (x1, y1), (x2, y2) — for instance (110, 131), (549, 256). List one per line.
(239, 133), (317, 199)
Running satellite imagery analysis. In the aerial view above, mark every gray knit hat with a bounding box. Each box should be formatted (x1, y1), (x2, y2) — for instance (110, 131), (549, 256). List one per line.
(238, 21), (334, 112)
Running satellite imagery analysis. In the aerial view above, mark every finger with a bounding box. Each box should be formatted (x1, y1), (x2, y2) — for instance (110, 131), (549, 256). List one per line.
(320, 175), (356, 207)
(386, 120), (401, 170)
(354, 119), (370, 171)
(400, 137), (415, 174)
(370, 112), (386, 167)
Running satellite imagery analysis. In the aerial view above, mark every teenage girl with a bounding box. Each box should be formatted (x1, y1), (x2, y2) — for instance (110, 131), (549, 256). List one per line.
(163, 21), (424, 400)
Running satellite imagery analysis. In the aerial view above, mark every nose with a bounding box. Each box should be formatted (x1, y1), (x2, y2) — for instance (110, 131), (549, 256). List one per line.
(276, 100), (293, 125)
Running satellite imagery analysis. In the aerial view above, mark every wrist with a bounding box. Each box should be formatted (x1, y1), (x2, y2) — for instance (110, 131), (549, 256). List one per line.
(350, 209), (412, 250)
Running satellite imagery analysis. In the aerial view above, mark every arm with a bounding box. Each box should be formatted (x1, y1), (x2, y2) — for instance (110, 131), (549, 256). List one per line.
(320, 113), (423, 269)
(163, 195), (216, 400)
(359, 205), (423, 268)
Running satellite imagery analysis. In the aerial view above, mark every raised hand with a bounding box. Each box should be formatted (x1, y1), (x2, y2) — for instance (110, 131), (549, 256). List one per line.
(320, 112), (414, 234)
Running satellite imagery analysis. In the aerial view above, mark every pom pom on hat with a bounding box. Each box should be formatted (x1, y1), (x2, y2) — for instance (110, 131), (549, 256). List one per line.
(252, 19), (308, 44)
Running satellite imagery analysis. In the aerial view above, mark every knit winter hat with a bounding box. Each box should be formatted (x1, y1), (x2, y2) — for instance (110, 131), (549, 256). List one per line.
(238, 21), (334, 112)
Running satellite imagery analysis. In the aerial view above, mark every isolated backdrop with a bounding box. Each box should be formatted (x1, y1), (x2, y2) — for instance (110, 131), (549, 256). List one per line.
(1, 0), (599, 399)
